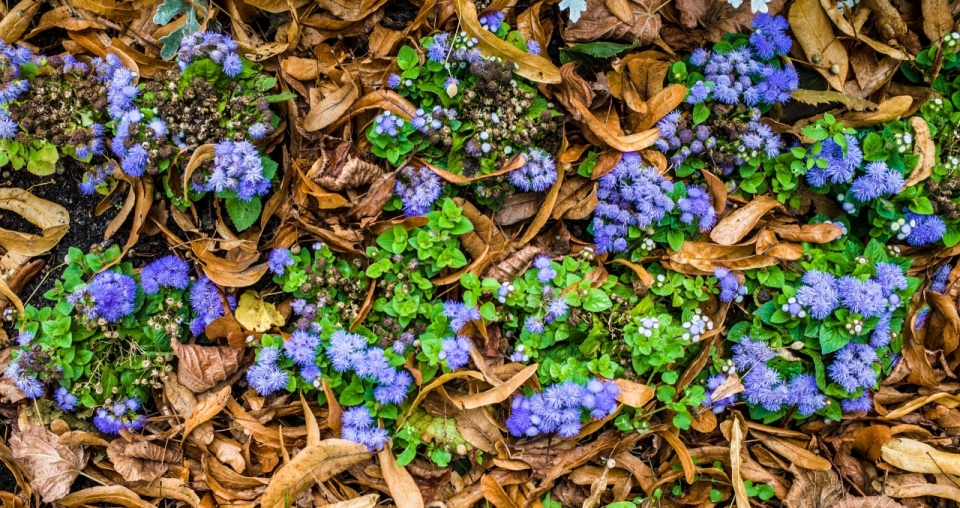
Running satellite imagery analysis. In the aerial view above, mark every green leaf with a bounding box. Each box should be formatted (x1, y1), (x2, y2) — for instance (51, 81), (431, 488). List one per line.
(909, 197), (934, 215)
(667, 230), (684, 251)
(265, 92), (297, 103)
(397, 46), (418, 71)
(224, 197), (262, 232)
(26, 141), (58, 176)
(559, 40), (640, 61)
(582, 288), (612, 312)
(692, 102), (710, 125)
(672, 411), (692, 430)
(819, 325), (849, 354)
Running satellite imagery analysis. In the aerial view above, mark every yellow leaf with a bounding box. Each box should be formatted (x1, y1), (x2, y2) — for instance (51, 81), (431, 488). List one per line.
(235, 291), (285, 333)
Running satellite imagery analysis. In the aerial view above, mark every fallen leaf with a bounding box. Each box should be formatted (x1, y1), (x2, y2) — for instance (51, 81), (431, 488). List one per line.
(730, 418), (749, 508)
(613, 379), (653, 408)
(480, 474), (519, 508)
(876, 473), (960, 503)
(0, 0), (41, 43)
(183, 386), (233, 443)
(835, 497), (905, 508)
(0, 188), (70, 257)
(564, 0), (662, 45)
(9, 425), (86, 503)
(881, 437), (960, 475)
(904, 116), (935, 188)
(710, 196), (782, 245)
(791, 89), (878, 111)
(304, 73), (359, 131)
(106, 439), (182, 482)
(57, 486), (154, 508)
(783, 464), (843, 508)
(235, 290), (285, 333)
(451, 364), (538, 409)
(378, 445), (424, 508)
(261, 440), (371, 508)
(839, 96), (913, 128)
(789, 0), (848, 91)
(853, 425), (892, 461)
(171, 339), (243, 393)
(922, 0), (953, 41)
(317, 494), (380, 508)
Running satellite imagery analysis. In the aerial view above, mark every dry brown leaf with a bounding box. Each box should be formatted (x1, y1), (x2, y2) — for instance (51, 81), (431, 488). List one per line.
(853, 425), (892, 462)
(183, 385), (233, 443)
(281, 56), (320, 81)
(452, 364), (538, 409)
(235, 290), (285, 332)
(571, 99), (660, 152)
(106, 439), (182, 483)
(564, 0), (662, 46)
(261, 440), (371, 508)
(922, 0), (953, 41)
(612, 379), (653, 408)
(57, 486), (153, 508)
(839, 96), (913, 128)
(0, 188), (70, 257)
(783, 465), (843, 508)
(9, 425), (86, 503)
(453, 0), (560, 83)
(378, 445), (424, 508)
(604, 0), (633, 24)
(304, 73), (359, 131)
(791, 89), (878, 111)
(754, 431), (832, 470)
(876, 473), (960, 503)
(881, 437), (960, 475)
(904, 116), (936, 188)
(789, 0), (848, 91)
(171, 340), (242, 394)
(0, 0), (41, 43)
(730, 418), (749, 508)
(317, 494), (380, 508)
(127, 478), (200, 508)
(496, 193), (544, 226)
(835, 497), (905, 508)
(710, 196), (782, 246)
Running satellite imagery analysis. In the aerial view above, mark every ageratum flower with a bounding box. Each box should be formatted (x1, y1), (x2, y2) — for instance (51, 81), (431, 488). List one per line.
(870, 312), (893, 348)
(678, 185), (717, 231)
(4, 356), (42, 398)
(189, 276), (224, 336)
(533, 255), (556, 283)
(713, 267), (741, 302)
(341, 406), (389, 451)
(442, 301), (481, 333)
(841, 392), (873, 413)
(806, 134), (862, 187)
(742, 364), (790, 412)
(79, 162), (114, 195)
(850, 161), (905, 202)
(836, 276), (886, 318)
(479, 11), (505, 32)
(202, 141), (270, 201)
(508, 149), (558, 192)
(247, 346), (290, 395)
(439, 336), (472, 369)
(750, 14), (793, 59)
(140, 255), (190, 294)
(395, 165), (442, 217)
(55, 387), (78, 412)
(931, 263), (951, 294)
(828, 342), (878, 393)
(787, 373), (826, 415)
(796, 270), (840, 319)
(178, 31), (242, 77)
(592, 152), (675, 254)
(374, 370), (413, 404)
(731, 336), (774, 371)
(526, 40), (541, 55)
(702, 374), (738, 414)
(524, 316), (545, 334)
(284, 329), (320, 367)
(268, 248), (294, 275)
(905, 211), (946, 246)
(93, 398), (146, 434)
(874, 262), (908, 296)
(505, 378), (618, 438)
(78, 271), (137, 323)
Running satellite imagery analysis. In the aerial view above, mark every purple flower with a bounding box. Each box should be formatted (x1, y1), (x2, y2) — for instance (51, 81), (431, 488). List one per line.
(285, 329), (320, 367)
(526, 40), (541, 55)
(268, 248), (294, 275)
(140, 255), (190, 294)
(836, 276), (886, 318)
(4, 358), (42, 399)
(343, 405), (373, 429)
(354, 348), (393, 383)
(731, 336), (774, 371)
(0, 116), (17, 139)
(828, 342), (878, 393)
(524, 316), (544, 334)
(479, 11), (505, 32)
(687, 81), (710, 104)
(373, 111), (403, 137)
(387, 73), (401, 88)
(750, 14), (792, 59)
(679, 185), (717, 231)
(714, 267), (740, 303)
(248, 123), (270, 140)
(875, 262), (907, 296)
(533, 255), (557, 283)
(546, 298), (569, 321)
(439, 336), (472, 370)
(55, 387), (78, 412)
(178, 31), (243, 77)
(341, 406), (388, 451)
(442, 301), (480, 333)
(870, 312), (892, 348)
(796, 270), (840, 320)
(327, 330), (368, 372)
(742, 364), (789, 412)
(906, 212), (946, 246)
(222, 53), (242, 77)
(190, 275), (224, 322)
(247, 346), (290, 395)
(931, 263), (952, 294)
(690, 48), (710, 66)
(81, 271), (137, 323)
(593, 152), (675, 254)
(121, 145), (149, 177)
(787, 374), (826, 415)
(395, 166), (442, 217)
(509, 149), (558, 192)
(426, 32), (450, 62)
(205, 141), (270, 201)
(841, 392), (873, 413)
(374, 370), (413, 404)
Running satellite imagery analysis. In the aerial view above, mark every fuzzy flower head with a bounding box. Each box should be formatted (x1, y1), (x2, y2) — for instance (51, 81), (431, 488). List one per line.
(678, 184), (717, 231)
(439, 336), (472, 370)
(788, 374), (826, 415)
(509, 149), (558, 192)
(828, 342), (878, 393)
(178, 31), (242, 76)
(201, 141), (270, 201)
(796, 270), (840, 320)
(74, 271), (138, 323)
(836, 276), (886, 318)
(189, 275), (224, 325)
(702, 374), (738, 414)
(806, 134), (862, 187)
(904, 212), (946, 246)
(395, 165), (442, 217)
(341, 405), (389, 451)
(268, 248), (295, 275)
(851, 162), (905, 202)
(247, 346), (290, 395)
(442, 301), (481, 333)
(593, 152), (675, 254)
(140, 255), (190, 294)
(750, 13), (792, 59)
(714, 267), (741, 303)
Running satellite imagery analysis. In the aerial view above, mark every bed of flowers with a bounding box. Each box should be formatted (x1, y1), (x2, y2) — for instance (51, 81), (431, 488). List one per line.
(0, 0), (958, 506)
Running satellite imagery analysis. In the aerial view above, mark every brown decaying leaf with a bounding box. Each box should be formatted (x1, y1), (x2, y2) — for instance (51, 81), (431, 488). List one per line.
(570, 99), (660, 152)
(876, 473), (960, 503)
(783, 465), (843, 508)
(183, 385), (233, 443)
(789, 0), (848, 91)
(710, 195), (782, 245)
(612, 379), (653, 407)
(304, 72), (359, 131)
(904, 116), (935, 188)
(0, 188), (70, 257)
(57, 486), (154, 508)
(729, 417), (749, 508)
(835, 497), (906, 508)
(106, 439), (182, 482)
(0, 0), (41, 43)
(451, 363), (538, 409)
(791, 89), (878, 111)
(9, 425), (86, 503)
(496, 193), (544, 226)
(171, 340), (242, 394)
(261, 440), (371, 508)
(378, 445), (424, 508)
(853, 425), (892, 461)
(839, 96), (914, 128)
(881, 437), (960, 475)
(922, 0), (953, 41)
(564, 0), (661, 45)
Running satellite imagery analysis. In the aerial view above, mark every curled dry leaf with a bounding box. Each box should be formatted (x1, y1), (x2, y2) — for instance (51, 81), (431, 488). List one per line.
(612, 379), (653, 407)
(839, 96), (914, 128)
(378, 445), (424, 508)
(710, 196), (782, 245)
(0, 188), (70, 257)
(835, 497), (905, 508)
(791, 89), (878, 111)
(453, 0), (560, 83)
(9, 424), (86, 503)
(106, 439), (182, 482)
(570, 98), (660, 152)
(564, 0), (661, 45)
(57, 486), (153, 508)
(261, 439), (372, 508)
(881, 437), (960, 475)
(852, 425), (892, 461)
(183, 385), (233, 443)
(904, 116), (936, 188)
(729, 418), (749, 508)
(235, 290), (285, 333)
(0, 0), (41, 44)
(789, 0), (848, 91)
(452, 364), (539, 410)
(171, 339), (242, 393)
(309, 138), (384, 192)
(876, 473), (960, 502)
(783, 464), (843, 508)
(772, 223), (842, 243)
(304, 73), (360, 131)
(922, 0), (953, 41)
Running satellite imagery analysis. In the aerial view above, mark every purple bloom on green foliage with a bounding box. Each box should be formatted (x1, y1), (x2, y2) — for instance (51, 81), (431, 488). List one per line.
(285, 330), (319, 367)
(341, 406), (388, 450)
(592, 152), (674, 254)
(395, 165), (441, 217)
(836, 276), (886, 317)
(905, 212), (946, 246)
(842, 393), (873, 413)
(443, 301), (480, 332)
(439, 336), (472, 370)
(788, 374), (826, 415)
(714, 267), (740, 303)
(509, 149), (557, 192)
(55, 387), (78, 412)
(828, 342), (878, 393)
(702, 374), (738, 414)
(796, 270), (840, 320)
(141, 255), (190, 294)
(750, 13), (792, 59)
(268, 248), (294, 275)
